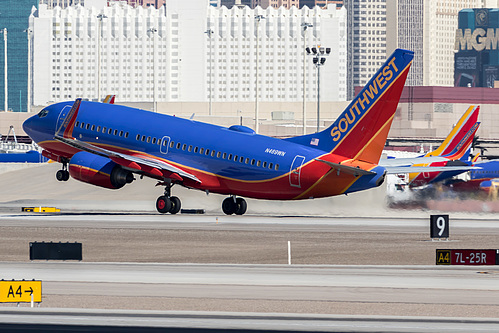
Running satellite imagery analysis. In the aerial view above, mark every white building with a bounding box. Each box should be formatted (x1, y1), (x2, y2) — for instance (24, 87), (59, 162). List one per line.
(30, 0), (346, 107)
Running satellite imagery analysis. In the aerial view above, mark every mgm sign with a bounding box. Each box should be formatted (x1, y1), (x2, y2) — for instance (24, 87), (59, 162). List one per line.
(455, 28), (499, 51)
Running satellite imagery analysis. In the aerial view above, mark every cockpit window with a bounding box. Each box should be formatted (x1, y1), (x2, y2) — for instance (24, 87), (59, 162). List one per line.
(38, 109), (49, 118)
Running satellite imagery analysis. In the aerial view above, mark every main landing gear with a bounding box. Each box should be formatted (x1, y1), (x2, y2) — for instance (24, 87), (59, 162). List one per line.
(56, 160), (70, 182)
(156, 183), (181, 214)
(222, 196), (247, 215)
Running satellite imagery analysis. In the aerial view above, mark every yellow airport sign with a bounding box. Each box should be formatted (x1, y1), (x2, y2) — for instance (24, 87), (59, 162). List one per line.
(0, 280), (42, 303)
(22, 207), (60, 213)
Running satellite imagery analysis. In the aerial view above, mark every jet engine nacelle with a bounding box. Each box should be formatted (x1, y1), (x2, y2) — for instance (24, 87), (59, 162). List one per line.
(68, 151), (134, 189)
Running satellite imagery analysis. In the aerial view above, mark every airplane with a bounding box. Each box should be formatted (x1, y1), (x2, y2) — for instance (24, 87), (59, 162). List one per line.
(446, 156), (499, 193)
(23, 48), (414, 215)
(403, 105), (481, 188)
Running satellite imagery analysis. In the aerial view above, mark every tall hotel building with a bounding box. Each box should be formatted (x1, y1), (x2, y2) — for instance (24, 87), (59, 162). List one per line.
(344, 0), (387, 99)
(30, 0), (346, 106)
(385, 0), (485, 87)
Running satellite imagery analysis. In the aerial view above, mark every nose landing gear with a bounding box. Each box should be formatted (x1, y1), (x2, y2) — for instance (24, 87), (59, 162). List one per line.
(56, 160), (70, 181)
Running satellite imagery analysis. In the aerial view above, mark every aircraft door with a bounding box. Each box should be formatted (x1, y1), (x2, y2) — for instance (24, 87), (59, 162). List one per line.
(56, 105), (71, 132)
(289, 155), (306, 188)
(160, 136), (171, 154)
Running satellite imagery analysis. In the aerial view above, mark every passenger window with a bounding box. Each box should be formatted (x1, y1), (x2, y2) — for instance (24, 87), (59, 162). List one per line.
(91, 125), (95, 131)
(108, 128), (112, 134)
(263, 161), (267, 168)
(75, 121), (79, 127)
(275, 164), (279, 171)
(97, 126), (101, 132)
(188, 145), (193, 152)
(194, 147), (199, 153)
(239, 156), (244, 163)
(80, 122), (84, 128)
(86, 124), (90, 130)
(176, 142), (181, 149)
(257, 160), (261, 167)
(217, 152), (221, 158)
(119, 130), (124, 137)
(269, 163), (273, 169)
(102, 127), (106, 133)
(222, 153), (227, 159)
(245, 158), (249, 164)
(125, 132), (129, 138)
(206, 149), (210, 155)
(182, 144), (187, 150)
(170, 141), (174, 148)
(211, 151), (215, 157)
(114, 129), (118, 136)
(146, 136), (151, 143)
(200, 148), (204, 154)
(228, 154), (233, 160)
(136, 134), (140, 141)
(141, 135), (146, 142)
(152, 137), (157, 144)
(251, 159), (255, 165)
(234, 155), (238, 161)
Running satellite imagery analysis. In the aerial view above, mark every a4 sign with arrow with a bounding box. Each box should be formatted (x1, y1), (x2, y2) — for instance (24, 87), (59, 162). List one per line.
(0, 280), (41, 303)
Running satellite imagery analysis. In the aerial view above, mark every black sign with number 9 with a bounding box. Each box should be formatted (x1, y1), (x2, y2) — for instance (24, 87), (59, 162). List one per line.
(430, 215), (449, 238)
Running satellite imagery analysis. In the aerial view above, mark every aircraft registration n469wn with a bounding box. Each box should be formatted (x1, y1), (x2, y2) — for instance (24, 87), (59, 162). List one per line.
(23, 49), (414, 215)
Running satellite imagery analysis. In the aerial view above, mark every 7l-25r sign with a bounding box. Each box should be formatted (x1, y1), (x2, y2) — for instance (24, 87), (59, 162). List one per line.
(0, 280), (42, 303)
(436, 249), (498, 266)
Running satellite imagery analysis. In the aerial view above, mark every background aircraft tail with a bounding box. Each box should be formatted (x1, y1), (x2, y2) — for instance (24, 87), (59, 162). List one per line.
(285, 48), (414, 164)
(426, 105), (480, 161)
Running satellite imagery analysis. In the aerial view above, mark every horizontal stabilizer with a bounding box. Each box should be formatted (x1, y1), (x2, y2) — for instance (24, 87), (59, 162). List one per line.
(314, 159), (375, 177)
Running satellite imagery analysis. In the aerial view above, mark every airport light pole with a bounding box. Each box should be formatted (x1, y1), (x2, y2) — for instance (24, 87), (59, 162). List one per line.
(204, 29), (213, 116)
(25, 28), (32, 113)
(148, 27), (158, 112)
(306, 46), (330, 133)
(301, 22), (313, 135)
(97, 14), (107, 103)
(254, 14), (265, 134)
(1, 28), (7, 112)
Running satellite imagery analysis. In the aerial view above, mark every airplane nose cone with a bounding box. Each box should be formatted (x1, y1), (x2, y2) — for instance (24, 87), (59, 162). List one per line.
(22, 115), (36, 137)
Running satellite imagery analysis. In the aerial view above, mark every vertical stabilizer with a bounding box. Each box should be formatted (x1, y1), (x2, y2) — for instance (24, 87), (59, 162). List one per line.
(285, 48), (414, 164)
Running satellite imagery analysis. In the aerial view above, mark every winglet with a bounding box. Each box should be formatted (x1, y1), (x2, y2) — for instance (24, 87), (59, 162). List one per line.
(472, 153), (480, 163)
(285, 48), (414, 164)
(55, 98), (82, 139)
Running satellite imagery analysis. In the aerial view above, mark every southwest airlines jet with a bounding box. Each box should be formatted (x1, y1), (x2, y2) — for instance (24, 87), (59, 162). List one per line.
(406, 105), (480, 188)
(23, 49), (414, 215)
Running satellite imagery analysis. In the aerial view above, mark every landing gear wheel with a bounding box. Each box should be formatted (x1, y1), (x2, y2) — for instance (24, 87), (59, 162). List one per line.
(169, 196), (181, 214)
(235, 198), (247, 215)
(222, 197), (237, 215)
(56, 170), (69, 182)
(156, 196), (172, 214)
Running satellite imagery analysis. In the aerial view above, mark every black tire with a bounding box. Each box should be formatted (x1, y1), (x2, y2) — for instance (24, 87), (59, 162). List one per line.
(63, 170), (70, 181)
(222, 197), (236, 215)
(235, 197), (247, 215)
(156, 196), (171, 214)
(169, 196), (181, 214)
(56, 170), (66, 182)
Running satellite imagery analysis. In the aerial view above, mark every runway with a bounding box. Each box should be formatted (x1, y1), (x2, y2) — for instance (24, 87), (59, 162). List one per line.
(1, 164), (499, 331)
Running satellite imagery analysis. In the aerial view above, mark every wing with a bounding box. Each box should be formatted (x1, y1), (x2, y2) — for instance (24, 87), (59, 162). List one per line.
(385, 165), (480, 174)
(54, 135), (200, 183)
(379, 156), (449, 167)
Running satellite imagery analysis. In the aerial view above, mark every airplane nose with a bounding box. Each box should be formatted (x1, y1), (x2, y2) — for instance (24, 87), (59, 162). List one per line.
(22, 115), (36, 137)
